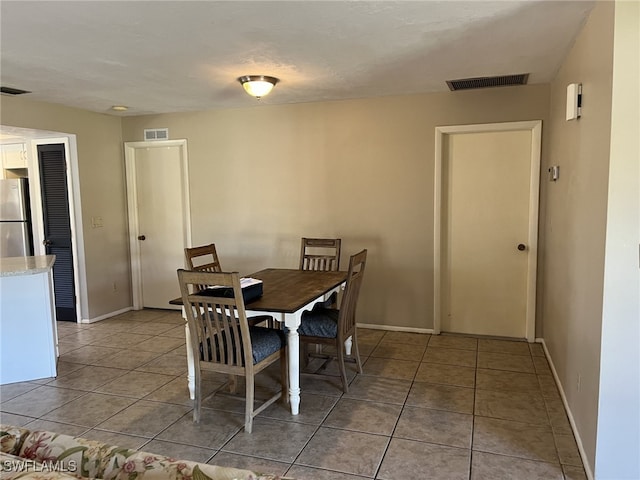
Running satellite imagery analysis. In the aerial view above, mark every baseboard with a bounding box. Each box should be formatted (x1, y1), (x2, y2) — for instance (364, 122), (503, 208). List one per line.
(357, 322), (434, 334)
(536, 337), (594, 480)
(80, 306), (132, 324)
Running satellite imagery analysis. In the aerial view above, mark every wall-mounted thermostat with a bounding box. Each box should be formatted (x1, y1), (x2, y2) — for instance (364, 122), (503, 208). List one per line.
(566, 83), (582, 121)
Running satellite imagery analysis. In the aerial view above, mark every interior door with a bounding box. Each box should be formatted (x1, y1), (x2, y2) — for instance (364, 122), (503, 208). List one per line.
(37, 143), (77, 322)
(440, 129), (536, 338)
(126, 142), (189, 309)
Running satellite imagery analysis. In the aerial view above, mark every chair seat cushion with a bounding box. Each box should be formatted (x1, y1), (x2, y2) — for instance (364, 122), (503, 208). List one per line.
(200, 326), (285, 365)
(298, 307), (339, 338)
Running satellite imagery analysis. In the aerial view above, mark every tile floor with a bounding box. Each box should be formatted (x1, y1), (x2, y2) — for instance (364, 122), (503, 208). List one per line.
(0, 309), (587, 479)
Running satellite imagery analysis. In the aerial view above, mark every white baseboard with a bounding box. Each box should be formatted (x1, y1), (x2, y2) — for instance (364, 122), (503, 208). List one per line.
(536, 337), (594, 480)
(357, 322), (434, 334)
(80, 306), (133, 324)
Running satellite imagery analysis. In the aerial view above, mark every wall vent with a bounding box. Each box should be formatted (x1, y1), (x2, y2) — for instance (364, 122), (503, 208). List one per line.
(144, 128), (169, 141)
(1, 86), (31, 96)
(446, 73), (529, 91)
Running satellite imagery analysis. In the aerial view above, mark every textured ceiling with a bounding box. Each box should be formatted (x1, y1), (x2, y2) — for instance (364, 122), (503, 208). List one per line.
(0, 1), (595, 116)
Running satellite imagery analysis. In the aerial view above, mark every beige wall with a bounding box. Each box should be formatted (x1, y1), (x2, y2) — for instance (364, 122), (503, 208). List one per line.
(0, 96), (132, 319)
(122, 86), (549, 330)
(541, 1), (614, 473)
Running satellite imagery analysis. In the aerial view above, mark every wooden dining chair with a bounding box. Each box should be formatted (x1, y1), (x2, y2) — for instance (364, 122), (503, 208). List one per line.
(177, 269), (288, 433)
(299, 237), (341, 271)
(297, 249), (367, 393)
(185, 243), (275, 327)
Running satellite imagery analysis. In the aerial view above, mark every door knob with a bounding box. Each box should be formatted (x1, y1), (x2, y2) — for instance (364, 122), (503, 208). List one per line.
(517, 243), (526, 251)
(43, 239), (52, 246)
(138, 235), (146, 241)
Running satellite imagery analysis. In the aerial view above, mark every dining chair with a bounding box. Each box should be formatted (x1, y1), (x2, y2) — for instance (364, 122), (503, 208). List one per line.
(185, 243), (275, 327)
(297, 249), (367, 393)
(299, 237), (342, 271)
(177, 269), (288, 433)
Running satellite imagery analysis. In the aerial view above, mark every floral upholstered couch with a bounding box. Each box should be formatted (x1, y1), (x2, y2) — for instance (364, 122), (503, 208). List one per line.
(1, 425), (290, 480)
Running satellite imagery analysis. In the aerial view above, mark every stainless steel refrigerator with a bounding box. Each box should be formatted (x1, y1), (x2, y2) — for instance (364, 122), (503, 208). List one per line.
(0, 178), (34, 257)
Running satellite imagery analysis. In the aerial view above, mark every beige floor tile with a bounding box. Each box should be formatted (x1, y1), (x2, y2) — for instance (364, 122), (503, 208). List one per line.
(157, 408), (243, 449)
(343, 376), (412, 405)
(529, 343), (545, 357)
(423, 346), (477, 367)
(42, 392), (136, 427)
(299, 372), (346, 397)
(295, 427), (389, 477)
(143, 439), (216, 463)
(323, 398), (401, 435)
(59, 345), (123, 365)
(562, 464), (588, 480)
(361, 357), (419, 380)
(157, 325), (188, 338)
(473, 416), (558, 463)
(0, 412), (35, 426)
(379, 331), (430, 346)
(91, 349), (162, 370)
(471, 451), (563, 480)
(96, 400), (190, 437)
(475, 390), (548, 425)
(95, 370), (176, 398)
(415, 363), (476, 388)
(356, 328), (385, 344)
(369, 343), (426, 361)
(98, 332), (154, 347)
(478, 338), (531, 356)
(428, 335), (478, 351)
(554, 433), (583, 466)
(23, 419), (88, 437)
(54, 361), (87, 377)
(223, 417), (317, 463)
(143, 376), (217, 407)
(0, 381), (41, 401)
(47, 365), (129, 391)
(286, 465), (373, 479)
(406, 382), (475, 414)
(394, 406), (473, 448)
(129, 322), (178, 335)
(477, 351), (535, 373)
(1, 385), (86, 418)
(377, 437), (470, 480)
(260, 393), (339, 425)
(134, 336), (186, 353)
(135, 352), (188, 376)
(82, 429), (151, 450)
(533, 356), (552, 375)
(538, 375), (562, 400)
(545, 397), (573, 435)
(210, 451), (290, 476)
(476, 368), (540, 393)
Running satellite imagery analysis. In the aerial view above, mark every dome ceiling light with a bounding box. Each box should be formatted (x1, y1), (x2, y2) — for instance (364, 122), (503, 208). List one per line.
(237, 75), (279, 99)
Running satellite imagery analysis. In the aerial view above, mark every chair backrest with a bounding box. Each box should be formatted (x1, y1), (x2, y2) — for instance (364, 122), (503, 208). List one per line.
(337, 249), (367, 341)
(299, 237), (341, 271)
(177, 269), (253, 371)
(185, 244), (223, 292)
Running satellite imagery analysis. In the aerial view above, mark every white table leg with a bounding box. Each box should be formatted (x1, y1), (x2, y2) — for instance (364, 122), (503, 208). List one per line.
(345, 336), (353, 356)
(182, 307), (195, 400)
(286, 327), (301, 415)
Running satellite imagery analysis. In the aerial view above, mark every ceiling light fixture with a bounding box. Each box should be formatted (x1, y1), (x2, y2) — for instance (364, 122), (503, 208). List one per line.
(237, 75), (279, 99)
(111, 105), (128, 111)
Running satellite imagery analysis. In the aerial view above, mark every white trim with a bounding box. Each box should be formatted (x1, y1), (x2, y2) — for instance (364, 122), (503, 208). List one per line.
(536, 337), (594, 480)
(29, 136), (87, 324)
(124, 140), (191, 309)
(80, 306), (133, 324)
(357, 322), (434, 335)
(433, 121), (542, 342)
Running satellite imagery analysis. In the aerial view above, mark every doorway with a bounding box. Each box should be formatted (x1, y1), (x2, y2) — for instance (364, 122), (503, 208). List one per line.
(433, 121), (541, 341)
(124, 140), (191, 310)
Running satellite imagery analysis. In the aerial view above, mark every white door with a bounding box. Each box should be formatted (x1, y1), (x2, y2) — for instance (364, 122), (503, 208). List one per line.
(125, 141), (191, 310)
(434, 122), (541, 340)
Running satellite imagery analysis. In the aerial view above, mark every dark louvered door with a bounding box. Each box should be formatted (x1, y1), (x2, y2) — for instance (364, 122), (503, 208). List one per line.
(38, 143), (76, 322)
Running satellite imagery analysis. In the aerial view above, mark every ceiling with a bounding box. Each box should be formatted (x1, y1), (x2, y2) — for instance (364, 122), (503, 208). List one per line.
(0, 1), (595, 117)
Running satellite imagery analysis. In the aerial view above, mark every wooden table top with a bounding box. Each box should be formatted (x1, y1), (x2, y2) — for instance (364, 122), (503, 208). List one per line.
(170, 268), (346, 313)
(247, 268), (346, 313)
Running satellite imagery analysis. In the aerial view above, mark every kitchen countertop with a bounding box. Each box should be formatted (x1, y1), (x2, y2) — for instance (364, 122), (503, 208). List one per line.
(0, 255), (56, 277)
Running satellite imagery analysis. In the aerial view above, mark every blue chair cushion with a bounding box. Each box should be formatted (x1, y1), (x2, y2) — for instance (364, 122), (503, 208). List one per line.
(298, 307), (339, 338)
(200, 326), (285, 365)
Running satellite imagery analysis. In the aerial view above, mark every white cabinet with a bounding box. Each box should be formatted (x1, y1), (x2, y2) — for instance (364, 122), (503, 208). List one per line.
(2, 143), (28, 169)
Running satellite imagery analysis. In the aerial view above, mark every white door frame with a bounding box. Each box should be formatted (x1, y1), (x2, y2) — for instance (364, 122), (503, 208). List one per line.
(433, 120), (542, 341)
(124, 139), (191, 309)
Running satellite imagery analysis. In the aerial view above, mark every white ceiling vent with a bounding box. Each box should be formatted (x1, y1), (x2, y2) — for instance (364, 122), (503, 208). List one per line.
(144, 128), (169, 141)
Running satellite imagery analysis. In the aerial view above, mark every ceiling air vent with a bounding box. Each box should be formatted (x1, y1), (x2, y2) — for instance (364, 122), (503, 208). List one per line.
(144, 128), (169, 141)
(446, 74), (529, 91)
(1, 86), (31, 96)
